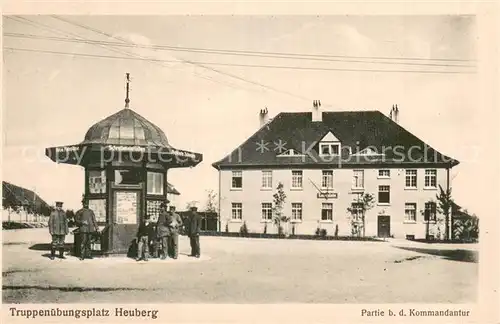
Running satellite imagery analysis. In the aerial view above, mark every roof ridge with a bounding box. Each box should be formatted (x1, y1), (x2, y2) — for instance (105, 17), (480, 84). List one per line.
(212, 112), (283, 168)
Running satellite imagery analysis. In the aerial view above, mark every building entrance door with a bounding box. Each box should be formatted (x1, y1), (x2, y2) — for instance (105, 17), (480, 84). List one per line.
(377, 215), (391, 238)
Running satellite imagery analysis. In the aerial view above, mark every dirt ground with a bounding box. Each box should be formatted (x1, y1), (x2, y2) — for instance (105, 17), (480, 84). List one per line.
(2, 228), (478, 303)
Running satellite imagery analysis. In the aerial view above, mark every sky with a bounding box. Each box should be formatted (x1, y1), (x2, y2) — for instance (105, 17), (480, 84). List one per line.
(2, 15), (483, 215)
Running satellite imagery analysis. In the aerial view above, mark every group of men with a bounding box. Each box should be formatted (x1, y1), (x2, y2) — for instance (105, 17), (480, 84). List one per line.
(136, 200), (202, 261)
(47, 200), (100, 261)
(48, 199), (202, 261)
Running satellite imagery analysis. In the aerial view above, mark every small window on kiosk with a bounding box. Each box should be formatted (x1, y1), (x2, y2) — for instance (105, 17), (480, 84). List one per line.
(114, 169), (142, 185)
(88, 199), (106, 223)
(89, 170), (106, 194)
(147, 200), (162, 222)
(147, 172), (164, 195)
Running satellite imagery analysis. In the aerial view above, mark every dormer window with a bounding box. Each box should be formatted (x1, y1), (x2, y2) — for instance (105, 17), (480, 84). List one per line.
(318, 131), (341, 156)
(320, 143), (340, 155)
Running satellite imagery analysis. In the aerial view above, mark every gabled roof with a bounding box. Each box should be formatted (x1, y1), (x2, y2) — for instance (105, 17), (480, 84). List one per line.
(2, 181), (50, 210)
(166, 182), (180, 195)
(212, 110), (459, 169)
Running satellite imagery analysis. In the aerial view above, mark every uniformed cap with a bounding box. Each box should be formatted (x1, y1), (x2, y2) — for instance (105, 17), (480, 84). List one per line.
(159, 199), (170, 208)
(190, 206), (198, 211)
(55, 201), (63, 207)
(169, 206), (176, 210)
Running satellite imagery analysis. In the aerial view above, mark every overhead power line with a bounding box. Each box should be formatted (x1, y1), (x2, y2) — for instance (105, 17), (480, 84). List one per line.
(45, 16), (478, 64)
(4, 32), (476, 69)
(49, 15), (311, 102)
(5, 47), (476, 75)
(5, 16), (244, 91)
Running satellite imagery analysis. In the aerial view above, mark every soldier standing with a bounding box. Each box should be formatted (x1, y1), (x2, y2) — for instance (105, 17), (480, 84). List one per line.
(156, 200), (170, 260)
(48, 201), (69, 260)
(187, 206), (202, 258)
(74, 200), (99, 261)
(166, 206), (183, 259)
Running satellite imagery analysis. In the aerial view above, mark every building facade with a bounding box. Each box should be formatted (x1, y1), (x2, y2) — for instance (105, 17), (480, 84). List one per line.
(212, 104), (458, 239)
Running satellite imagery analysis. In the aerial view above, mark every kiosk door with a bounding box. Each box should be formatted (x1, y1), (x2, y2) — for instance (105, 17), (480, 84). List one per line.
(111, 190), (141, 253)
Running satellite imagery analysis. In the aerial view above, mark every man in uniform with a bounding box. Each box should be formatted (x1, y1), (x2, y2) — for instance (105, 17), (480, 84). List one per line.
(186, 206), (202, 258)
(166, 205), (183, 259)
(74, 199), (99, 260)
(156, 200), (170, 260)
(48, 201), (69, 260)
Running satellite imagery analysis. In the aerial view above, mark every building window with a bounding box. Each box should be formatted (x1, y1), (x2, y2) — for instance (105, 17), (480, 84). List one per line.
(378, 169), (390, 178)
(114, 169), (142, 186)
(321, 170), (333, 189)
(291, 203), (303, 221)
(261, 171), (272, 189)
(353, 170), (364, 189)
(378, 185), (390, 204)
(88, 170), (106, 194)
(424, 202), (437, 222)
(231, 203), (243, 220)
(232, 171), (243, 189)
(321, 203), (333, 221)
(319, 143), (340, 155)
(425, 169), (437, 188)
(261, 203), (272, 221)
(405, 169), (417, 188)
(351, 202), (363, 221)
(147, 172), (164, 195)
(292, 170), (303, 189)
(405, 203), (417, 222)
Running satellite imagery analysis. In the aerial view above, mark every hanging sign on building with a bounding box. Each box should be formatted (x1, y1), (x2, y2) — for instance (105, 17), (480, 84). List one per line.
(317, 192), (338, 199)
(115, 191), (138, 224)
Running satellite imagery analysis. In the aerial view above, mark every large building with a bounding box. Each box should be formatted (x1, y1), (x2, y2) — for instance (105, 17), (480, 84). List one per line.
(212, 103), (459, 239)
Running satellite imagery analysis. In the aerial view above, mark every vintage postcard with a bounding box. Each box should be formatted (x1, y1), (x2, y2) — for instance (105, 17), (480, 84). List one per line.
(1, 2), (498, 323)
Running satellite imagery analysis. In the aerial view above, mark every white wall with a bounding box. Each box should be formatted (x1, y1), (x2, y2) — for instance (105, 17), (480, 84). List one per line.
(219, 167), (449, 238)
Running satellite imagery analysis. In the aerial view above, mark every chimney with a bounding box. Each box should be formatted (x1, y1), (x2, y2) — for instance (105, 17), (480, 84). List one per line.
(390, 104), (399, 123)
(259, 107), (269, 127)
(312, 100), (322, 122)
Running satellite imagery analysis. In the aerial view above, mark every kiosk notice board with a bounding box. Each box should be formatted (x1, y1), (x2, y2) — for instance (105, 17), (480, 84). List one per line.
(111, 191), (140, 253)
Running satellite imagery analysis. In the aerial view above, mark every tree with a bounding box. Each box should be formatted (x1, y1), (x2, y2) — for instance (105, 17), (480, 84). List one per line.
(420, 199), (444, 240)
(436, 185), (453, 241)
(204, 189), (218, 213)
(272, 182), (289, 237)
(347, 192), (375, 237)
(453, 207), (479, 242)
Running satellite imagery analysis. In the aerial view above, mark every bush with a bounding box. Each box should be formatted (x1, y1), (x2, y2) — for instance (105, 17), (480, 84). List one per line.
(334, 224), (339, 238)
(320, 228), (327, 238)
(225, 222), (229, 233)
(239, 221), (249, 236)
(291, 224), (296, 236)
(278, 225), (284, 237)
(263, 223), (267, 234)
(315, 227), (321, 236)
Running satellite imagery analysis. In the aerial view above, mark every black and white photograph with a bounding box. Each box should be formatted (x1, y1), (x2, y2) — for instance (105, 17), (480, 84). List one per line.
(1, 8), (498, 323)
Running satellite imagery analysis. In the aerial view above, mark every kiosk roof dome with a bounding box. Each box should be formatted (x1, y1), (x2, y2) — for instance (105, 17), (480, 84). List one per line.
(81, 108), (170, 147)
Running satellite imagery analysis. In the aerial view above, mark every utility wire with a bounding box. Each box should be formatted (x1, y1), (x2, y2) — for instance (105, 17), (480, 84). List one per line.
(5, 16), (243, 91)
(5, 47), (475, 75)
(4, 32), (476, 69)
(46, 15), (477, 64)
(47, 15), (246, 91)
(49, 15), (311, 101)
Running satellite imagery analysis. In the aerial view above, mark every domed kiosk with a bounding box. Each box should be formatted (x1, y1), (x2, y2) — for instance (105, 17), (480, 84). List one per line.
(45, 74), (202, 255)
